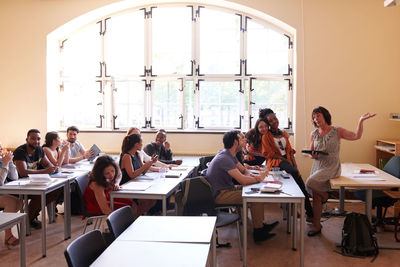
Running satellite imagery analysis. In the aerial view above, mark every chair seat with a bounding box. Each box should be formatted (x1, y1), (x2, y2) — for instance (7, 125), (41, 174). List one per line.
(216, 212), (240, 228)
(383, 190), (400, 199)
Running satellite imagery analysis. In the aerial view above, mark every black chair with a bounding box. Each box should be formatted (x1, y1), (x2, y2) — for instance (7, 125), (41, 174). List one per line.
(197, 156), (215, 176)
(175, 176), (242, 258)
(75, 173), (107, 233)
(64, 229), (107, 267)
(106, 206), (135, 240)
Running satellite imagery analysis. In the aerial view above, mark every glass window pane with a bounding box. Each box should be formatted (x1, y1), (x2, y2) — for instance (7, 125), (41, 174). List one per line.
(251, 80), (289, 128)
(199, 9), (240, 74)
(152, 7), (192, 75)
(105, 11), (145, 77)
(199, 81), (240, 128)
(152, 80), (182, 128)
(184, 81), (194, 129)
(61, 80), (102, 128)
(62, 24), (101, 78)
(113, 80), (146, 128)
(247, 20), (289, 75)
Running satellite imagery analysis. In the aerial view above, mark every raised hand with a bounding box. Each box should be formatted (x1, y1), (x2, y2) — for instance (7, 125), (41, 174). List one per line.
(360, 113), (376, 121)
(2, 151), (13, 165)
(164, 141), (170, 151)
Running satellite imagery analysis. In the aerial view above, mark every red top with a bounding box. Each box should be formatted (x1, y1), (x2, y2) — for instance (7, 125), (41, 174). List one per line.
(84, 182), (133, 215)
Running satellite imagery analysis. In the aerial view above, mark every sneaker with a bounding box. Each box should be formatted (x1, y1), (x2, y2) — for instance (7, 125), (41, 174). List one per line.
(262, 221), (279, 232)
(30, 219), (42, 229)
(253, 227), (276, 242)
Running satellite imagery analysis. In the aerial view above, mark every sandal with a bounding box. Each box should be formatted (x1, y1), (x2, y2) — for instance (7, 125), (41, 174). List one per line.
(4, 235), (19, 249)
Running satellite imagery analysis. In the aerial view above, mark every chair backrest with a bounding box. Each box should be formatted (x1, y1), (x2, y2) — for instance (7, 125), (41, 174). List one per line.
(178, 176), (217, 216)
(198, 156), (215, 174)
(106, 206), (135, 239)
(64, 229), (106, 267)
(383, 156), (400, 178)
(74, 173), (89, 216)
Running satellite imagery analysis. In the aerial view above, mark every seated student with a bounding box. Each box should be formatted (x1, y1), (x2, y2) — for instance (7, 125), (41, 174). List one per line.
(244, 118), (269, 166)
(261, 109), (313, 220)
(143, 129), (182, 165)
(13, 129), (61, 229)
(126, 127), (176, 170)
(205, 130), (278, 242)
(119, 134), (156, 215)
(0, 143), (22, 249)
(84, 155), (137, 216)
(43, 131), (70, 166)
(65, 126), (93, 163)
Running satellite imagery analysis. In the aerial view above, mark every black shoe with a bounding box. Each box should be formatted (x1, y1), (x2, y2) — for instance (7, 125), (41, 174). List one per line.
(262, 221), (279, 232)
(307, 228), (321, 237)
(253, 227), (276, 242)
(30, 219), (42, 229)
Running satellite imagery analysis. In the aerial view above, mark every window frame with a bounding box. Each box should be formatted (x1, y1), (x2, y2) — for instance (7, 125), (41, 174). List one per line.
(55, 3), (294, 133)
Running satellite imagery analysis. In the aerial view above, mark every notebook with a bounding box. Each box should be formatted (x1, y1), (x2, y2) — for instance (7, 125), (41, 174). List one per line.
(164, 171), (182, 178)
(89, 144), (101, 161)
(121, 182), (153, 191)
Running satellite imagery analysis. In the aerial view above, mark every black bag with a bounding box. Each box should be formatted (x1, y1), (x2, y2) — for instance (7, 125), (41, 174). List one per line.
(341, 212), (378, 262)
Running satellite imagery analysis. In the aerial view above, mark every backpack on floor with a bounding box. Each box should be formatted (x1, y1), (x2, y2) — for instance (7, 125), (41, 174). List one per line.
(341, 212), (378, 262)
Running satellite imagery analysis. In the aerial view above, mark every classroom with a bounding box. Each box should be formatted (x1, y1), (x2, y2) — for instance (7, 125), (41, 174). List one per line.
(0, 0), (400, 266)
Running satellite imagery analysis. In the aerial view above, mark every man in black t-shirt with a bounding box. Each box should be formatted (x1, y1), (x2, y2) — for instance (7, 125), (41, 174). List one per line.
(143, 129), (182, 165)
(13, 129), (60, 229)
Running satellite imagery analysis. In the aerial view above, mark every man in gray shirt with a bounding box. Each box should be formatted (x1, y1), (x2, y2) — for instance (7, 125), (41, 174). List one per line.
(206, 130), (277, 242)
(65, 126), (93, 163)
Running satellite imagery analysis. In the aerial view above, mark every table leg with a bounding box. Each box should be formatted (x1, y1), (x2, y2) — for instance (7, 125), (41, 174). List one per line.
(287, 203), (292, 234)
(41, 193), (46, 257)
(300, 199), (304, 267)
(64, 182), (71, 240)
(162, 196), (167, 216)
(243, 199), (247, 267)
(366, 189), (372, 223)
(339, 186), (345, 214)
(20, 214), (26, 267)
(292, 203), (297, 250)
(110, 195), (114, 210)
(23, 195), (30, 236)
(212, 225), (216, 267)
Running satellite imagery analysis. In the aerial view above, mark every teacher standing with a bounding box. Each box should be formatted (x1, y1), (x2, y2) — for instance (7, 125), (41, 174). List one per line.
(306, 106), (376, 236)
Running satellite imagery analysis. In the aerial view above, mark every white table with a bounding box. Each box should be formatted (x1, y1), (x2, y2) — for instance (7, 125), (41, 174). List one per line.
(0, 178), (69, 257)
(110, 167), (195, 216)
(330, 163), (400, 222)
(91, 241), (210, 267)
(0, 212), (27, 267)
(116, 216), (217, 267)
(242, 177), (305, 267)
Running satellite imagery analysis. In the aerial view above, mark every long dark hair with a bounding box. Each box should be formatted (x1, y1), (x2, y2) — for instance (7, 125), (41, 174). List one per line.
(121, 134), (141, 154)
(43, 131), (59, 150)
(89, 155), (118, 188)
(312, 106), (332, 127)
(246, 118), (268, 150)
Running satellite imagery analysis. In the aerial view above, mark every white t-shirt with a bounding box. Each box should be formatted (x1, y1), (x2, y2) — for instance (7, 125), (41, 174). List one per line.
(138, 150), (151, 162)
(68, 140), (85, 158)
(274, 137), (287, 156)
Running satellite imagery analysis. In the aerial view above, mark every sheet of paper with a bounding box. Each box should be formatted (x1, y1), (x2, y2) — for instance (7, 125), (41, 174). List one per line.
(121, 182), (153, 191)
(5, 180), (31, 186)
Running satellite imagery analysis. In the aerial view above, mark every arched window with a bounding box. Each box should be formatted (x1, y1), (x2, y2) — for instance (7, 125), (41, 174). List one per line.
(54, 3), (294, 131)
